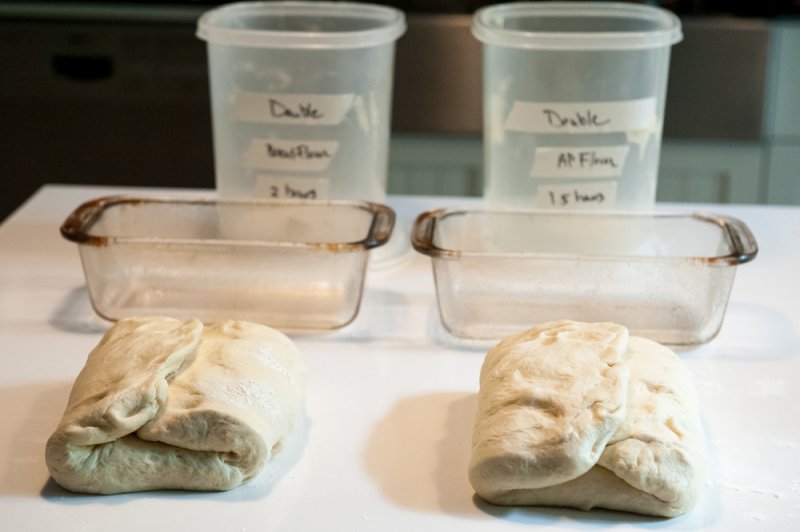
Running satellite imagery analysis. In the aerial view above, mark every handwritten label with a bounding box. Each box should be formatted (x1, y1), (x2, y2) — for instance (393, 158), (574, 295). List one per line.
(255, 175), (330, 200)
(233, 92), (355, 126)
(532, 146), (629, 178)
(245, 139), (339, 172)
(505, 98), (656, 134)
(536, 182), (617, 209)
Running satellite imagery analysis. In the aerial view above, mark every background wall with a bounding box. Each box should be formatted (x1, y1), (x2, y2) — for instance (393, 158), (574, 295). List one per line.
(1, 3), (798, 221)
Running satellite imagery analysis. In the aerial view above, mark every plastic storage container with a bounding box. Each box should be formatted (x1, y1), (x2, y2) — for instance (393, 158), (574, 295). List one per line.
(61, 195), (395, 331)
(412, 207), (757, 346)
(197, 2), (405, 203)
(472, 2), (682, 210)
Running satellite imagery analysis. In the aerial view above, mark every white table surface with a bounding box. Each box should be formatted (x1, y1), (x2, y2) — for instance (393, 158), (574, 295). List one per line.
(1, 184), (799, 531)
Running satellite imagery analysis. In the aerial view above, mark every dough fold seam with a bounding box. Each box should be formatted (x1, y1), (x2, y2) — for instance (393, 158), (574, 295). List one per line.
(46, 317), (305, 495)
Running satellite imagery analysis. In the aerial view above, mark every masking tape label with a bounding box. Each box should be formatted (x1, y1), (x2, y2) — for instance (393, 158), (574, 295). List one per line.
(505, 97), (657, 134)
(245, 139), (339, 172)
(255, 175), (330, 200)
(531, 145), (630, 178)
(234, 92), (355, 126)
(536, 182), (618, 209)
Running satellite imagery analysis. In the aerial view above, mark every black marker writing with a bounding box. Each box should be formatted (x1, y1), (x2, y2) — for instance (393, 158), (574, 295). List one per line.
(265, 143), (332, 160)
(556, 151), (619, 169)
(269, 99), (324, 120)
(542, 109), (611, 129)
(548, 189), (606, 207)
(270, 183), (318, 199)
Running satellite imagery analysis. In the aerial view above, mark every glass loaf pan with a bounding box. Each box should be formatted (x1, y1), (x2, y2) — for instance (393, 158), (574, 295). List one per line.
(61, 195), (395, 331)
(411, 208), (758, 347)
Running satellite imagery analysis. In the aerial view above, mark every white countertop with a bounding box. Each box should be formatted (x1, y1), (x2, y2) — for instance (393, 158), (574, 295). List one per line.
(1, 185), (799, 531)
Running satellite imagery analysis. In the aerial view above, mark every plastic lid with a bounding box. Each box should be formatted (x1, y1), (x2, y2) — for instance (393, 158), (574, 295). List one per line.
(197, 1), (406, 49)
(472, 2), (682, 50)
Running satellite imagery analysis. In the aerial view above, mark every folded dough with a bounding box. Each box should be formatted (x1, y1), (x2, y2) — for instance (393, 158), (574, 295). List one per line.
(470, 321), (630, 492)
(45, 316), (305, 494)
(468, 321), (705, 517)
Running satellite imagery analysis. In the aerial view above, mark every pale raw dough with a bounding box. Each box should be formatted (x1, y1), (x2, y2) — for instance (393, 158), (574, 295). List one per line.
(45, 317), (305, 494)
(468, 321), (705, 517)
(470, 321), (630, 493)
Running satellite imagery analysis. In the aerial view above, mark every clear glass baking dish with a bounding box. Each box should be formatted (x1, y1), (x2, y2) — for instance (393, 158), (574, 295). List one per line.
(61, 195), (395, 331)
(412, 208), (758, 347)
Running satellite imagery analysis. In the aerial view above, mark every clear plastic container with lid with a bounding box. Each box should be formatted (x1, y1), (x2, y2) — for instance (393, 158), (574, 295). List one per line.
(472, 2), (682, 211)
(197, 2), (406, 203)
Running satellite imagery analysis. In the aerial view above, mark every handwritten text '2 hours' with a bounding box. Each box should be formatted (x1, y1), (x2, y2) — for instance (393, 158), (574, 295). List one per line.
(269, 183), (319, 199)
